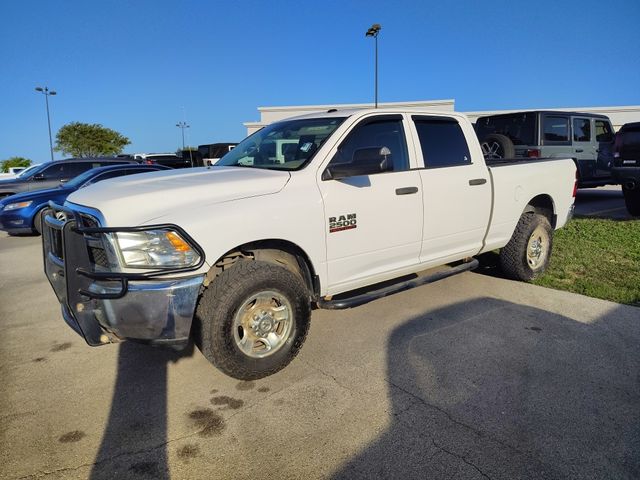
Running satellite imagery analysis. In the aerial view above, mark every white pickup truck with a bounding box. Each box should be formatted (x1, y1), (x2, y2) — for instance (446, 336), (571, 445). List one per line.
(42, 109), (576, 379)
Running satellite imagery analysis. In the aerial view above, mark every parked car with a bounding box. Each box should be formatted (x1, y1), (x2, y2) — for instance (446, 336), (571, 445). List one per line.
(612, 122), (640, 216)
(197, 143), (238, 166)
(0, 158), (135, 199)
(134, 153), (193, 169)
(0, 165), (35, 179)
(0, 164), (167, 235)
(42, 108), (576, 380)
(475, 111), (615, 188)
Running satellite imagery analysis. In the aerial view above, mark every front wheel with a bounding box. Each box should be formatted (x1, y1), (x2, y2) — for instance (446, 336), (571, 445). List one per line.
(622, 185), (640, 216)
(194, 260), (311, 380)
(499, 213), (553, 281)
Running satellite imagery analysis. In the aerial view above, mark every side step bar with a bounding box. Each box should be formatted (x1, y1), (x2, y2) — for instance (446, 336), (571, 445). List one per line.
(317, 259), (479, 310)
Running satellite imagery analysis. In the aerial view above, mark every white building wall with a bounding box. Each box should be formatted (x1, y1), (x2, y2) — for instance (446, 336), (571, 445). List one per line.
(244, 99), (455, 135)
(244, 100), (640, 136)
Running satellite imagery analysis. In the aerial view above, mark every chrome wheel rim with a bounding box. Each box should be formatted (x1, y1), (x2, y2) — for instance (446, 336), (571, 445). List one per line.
(232, 290), (293, 358)
(527, 226), (548, 270)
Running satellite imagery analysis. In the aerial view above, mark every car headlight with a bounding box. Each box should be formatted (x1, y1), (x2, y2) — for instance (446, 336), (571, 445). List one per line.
(3, 200), (33, 211)
(109, 229), (200, 269)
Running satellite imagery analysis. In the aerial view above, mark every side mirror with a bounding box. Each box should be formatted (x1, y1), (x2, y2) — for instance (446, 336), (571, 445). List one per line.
(323, 146), (391, 180)
(32, 173), (45, 181)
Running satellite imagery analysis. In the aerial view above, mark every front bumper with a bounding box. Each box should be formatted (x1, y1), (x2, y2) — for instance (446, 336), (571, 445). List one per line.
(0, 210), (33, 233)
(42, 205), (205, 349)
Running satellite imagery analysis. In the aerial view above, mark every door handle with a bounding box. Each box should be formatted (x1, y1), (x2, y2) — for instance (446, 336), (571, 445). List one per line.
(468, 178), (487, 186)
(395, 186), (419, 195)
(575, 149), (584, 153)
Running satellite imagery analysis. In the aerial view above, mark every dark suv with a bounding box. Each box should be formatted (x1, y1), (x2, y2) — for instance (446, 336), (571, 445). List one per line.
(612, 122), (640, 216)
(475, 111), (616, 188)
(0, 158), (135, 199)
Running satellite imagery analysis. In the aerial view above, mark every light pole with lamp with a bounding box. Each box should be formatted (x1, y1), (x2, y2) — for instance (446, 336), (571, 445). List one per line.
(365, 23), (382, 108)
(176, 121), (190, 150)
(176, 121), (194, 166)
(35, 86), (57, 161)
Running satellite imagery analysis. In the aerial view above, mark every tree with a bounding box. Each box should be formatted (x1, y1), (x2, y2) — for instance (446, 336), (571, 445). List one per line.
(1, 157), (32, 173)
(54, 122), (130, 157)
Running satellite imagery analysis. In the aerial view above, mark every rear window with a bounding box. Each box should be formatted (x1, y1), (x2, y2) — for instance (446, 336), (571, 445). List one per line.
(475, 113), (535, 145)
(543, 116), (569, 142)
(573, 118), (591, 142)
(413, 117), (471, 168)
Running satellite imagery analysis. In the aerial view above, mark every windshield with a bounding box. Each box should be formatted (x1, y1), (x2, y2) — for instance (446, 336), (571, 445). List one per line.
(216, 117), (346, 171)
(17, 163), (46, 178)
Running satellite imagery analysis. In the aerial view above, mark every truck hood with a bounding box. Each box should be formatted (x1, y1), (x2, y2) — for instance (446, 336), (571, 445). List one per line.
(67, 166), (291, 225)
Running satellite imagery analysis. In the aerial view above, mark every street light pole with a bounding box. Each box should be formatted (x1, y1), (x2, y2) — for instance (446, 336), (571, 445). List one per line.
(176, 121), (189, 150)
(365, 24), (382, 108)
(35, 86), (57, 161)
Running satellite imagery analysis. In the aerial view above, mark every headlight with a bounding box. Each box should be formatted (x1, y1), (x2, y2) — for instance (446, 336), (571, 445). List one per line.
(109, 229), (200, 269)
(4, 200), (33, 211)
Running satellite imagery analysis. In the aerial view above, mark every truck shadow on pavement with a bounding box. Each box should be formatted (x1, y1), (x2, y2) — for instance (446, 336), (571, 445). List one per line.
(88, 341), (194, 480)
(333, 297), (639, 479)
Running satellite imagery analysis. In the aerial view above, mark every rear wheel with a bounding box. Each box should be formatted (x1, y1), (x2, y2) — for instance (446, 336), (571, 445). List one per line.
(194, 260), (311, 380)
(499, 213), (553, 281)
(622, 185), (640, 216)
(481, 134), (515, 160)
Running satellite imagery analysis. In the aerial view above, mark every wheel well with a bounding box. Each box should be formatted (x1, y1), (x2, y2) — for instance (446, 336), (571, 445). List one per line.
(523, 194), (556, 227)
(205, 240), (319, 297)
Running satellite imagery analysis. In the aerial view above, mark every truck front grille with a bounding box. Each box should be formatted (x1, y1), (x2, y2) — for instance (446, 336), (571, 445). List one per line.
(88, 246), (109, 268)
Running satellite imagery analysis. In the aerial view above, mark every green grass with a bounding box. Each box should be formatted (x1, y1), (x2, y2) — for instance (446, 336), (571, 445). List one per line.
(532, 217), (640, 306)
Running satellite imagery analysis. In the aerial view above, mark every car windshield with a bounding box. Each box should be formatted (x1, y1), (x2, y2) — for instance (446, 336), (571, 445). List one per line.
(215, 117), (346, 171)
(17, 163), (46, 178)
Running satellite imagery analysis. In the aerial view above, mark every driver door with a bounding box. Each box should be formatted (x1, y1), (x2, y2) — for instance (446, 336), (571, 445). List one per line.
(318, 114), (423, 294)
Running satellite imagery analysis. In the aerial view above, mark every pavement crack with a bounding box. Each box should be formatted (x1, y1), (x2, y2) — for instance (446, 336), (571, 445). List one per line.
(432, 439), (492, 480)
(299, 359), (359, 394)
(388, 380), (530, 458)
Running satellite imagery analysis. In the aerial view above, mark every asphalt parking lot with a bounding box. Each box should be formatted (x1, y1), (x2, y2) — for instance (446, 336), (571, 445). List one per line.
(574, 184), (632, 220)
(1, 215), (639, 479)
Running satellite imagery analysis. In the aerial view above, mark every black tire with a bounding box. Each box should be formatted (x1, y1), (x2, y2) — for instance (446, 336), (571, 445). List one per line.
(194, 260), (311, 380)
(622, 185), (640, 216)
(499, 213), (553, 282)
(33, 209), (45, 235)
(482, 134), (515, 160)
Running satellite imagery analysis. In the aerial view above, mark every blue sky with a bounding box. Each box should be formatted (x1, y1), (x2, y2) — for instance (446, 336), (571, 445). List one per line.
(1, 0), (639, 163)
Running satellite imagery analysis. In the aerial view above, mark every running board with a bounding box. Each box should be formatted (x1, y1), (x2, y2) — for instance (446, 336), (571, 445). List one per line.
(317, 259), (479, 310)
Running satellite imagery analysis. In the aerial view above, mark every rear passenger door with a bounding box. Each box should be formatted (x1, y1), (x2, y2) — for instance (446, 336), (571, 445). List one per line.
(410, 116), (492, 264)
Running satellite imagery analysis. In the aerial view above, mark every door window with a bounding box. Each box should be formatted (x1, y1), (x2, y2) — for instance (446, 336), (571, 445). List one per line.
(413, 117), (471, 168)
(595, 121), (614, 143)
(62, 163), (94, 178)
(330, 117), (409, 173)
(572, 118), (591, 142)
(40, 164), (65, 179)
(543, 116), (569, 142)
